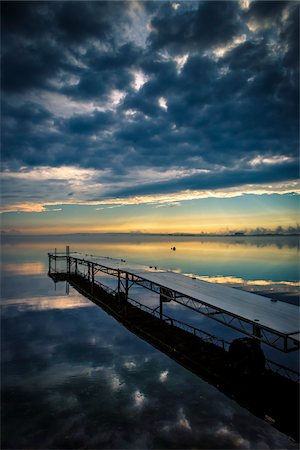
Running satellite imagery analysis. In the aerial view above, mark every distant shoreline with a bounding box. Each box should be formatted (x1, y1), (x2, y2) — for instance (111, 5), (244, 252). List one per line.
(1, 232), (299, 238)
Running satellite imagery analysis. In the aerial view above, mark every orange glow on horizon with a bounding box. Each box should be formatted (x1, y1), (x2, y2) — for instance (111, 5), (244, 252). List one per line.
(6, 214), (298, 235)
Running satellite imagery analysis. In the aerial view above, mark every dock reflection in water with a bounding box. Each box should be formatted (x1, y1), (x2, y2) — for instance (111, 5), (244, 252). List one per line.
(1, 234), (299, 449)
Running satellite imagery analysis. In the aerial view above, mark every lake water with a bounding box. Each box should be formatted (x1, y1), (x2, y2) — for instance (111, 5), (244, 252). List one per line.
(1, 234), (299, 449)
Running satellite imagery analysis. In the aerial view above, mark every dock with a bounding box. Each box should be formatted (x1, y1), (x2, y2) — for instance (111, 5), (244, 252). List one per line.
(48, 251), (300, 353)
(48, 250), (300, 440)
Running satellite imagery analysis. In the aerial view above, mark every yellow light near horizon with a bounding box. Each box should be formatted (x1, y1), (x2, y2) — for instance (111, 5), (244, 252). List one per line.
(2, 198), (298, 235)
(8, 217), (298, 235)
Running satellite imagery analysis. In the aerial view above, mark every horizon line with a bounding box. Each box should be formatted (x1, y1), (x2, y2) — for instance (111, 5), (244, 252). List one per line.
(1, 232), (299, 237)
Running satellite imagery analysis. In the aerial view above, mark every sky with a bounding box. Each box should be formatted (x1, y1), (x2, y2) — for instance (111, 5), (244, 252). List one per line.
(1, 0), (299, 234)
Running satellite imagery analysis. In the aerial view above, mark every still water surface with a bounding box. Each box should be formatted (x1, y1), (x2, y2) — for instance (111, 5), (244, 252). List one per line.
(1, 234), (299, 449)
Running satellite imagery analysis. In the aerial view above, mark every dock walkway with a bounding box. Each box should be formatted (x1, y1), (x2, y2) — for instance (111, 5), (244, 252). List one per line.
(48, 252), (299, 353)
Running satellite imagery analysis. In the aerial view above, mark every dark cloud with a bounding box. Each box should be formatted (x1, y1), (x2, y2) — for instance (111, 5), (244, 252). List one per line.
(149, 1), (243, 53)
(280, 3), (300, 69)
(245, 1), (290, 26)
(1, 1), (128, 44)
(62, 110), (114, 135)
(1, 1), (299, 204)
(2, 41), (63, 93)
(2, 100), (52, 127)
(55, 1), (114, 44)
(1, 1), (51, 40)
(102, 160), (299, 199)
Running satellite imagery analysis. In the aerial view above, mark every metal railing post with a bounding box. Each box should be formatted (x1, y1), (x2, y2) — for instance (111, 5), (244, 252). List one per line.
(117, 269), (121, 303)
(91, 263), (94, 295)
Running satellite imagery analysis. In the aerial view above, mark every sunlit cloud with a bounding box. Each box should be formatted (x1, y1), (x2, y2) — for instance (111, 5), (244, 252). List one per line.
(158, 96), (168, 111)
(1, 165), (97, 181)
(131, 69), (149, 91)
(30, 91), (99, 118)
(1, 180), (299, 214)
(212, 34), (247, 58)
(174, 53), (189, 73)
(125, 0), (151, 48)
(249, 155), (294, 167)
(109, 89), (126, 106)
(124, 108), (138, 118)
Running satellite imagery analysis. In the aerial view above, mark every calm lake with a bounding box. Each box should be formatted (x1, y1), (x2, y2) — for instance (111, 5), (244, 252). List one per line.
(1, 234), (299, 449)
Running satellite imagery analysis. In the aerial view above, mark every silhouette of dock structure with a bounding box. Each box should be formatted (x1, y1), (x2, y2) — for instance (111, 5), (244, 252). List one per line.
(48, 249), (299, 441)
(48, 250), (299, 353)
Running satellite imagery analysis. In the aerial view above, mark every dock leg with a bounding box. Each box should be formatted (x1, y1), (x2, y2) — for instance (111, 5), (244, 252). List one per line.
(159, 287), (167, 321)
(117, 270), (121, 304)
(91, 263), (94, 295)
(125, 272), (129, 317)
(48, 254), (52, 274)
(160, 297), (163, 320)
(66, 246), (70, 274)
